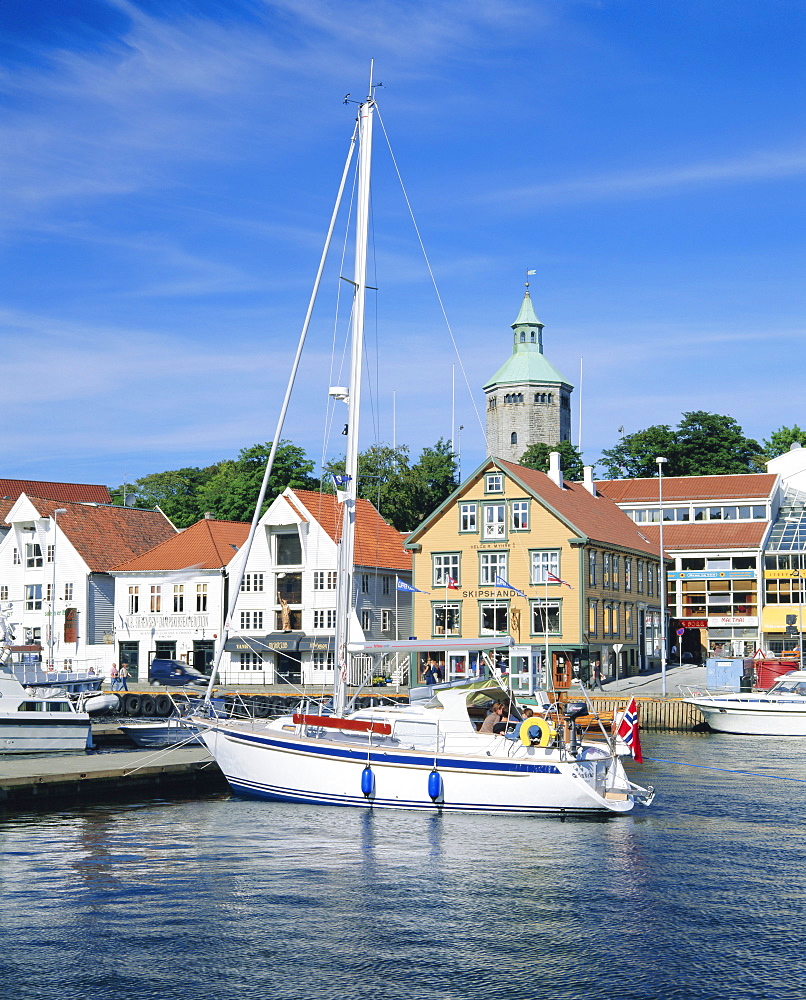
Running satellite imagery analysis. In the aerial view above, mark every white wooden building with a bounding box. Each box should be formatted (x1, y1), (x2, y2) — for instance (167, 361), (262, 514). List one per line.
(111, 516), (250, 680)
(221, 488), (412, 687)
(0, 494), (176, 676)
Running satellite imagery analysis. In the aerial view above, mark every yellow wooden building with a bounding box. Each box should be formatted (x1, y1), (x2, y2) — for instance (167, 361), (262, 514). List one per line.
(404, 456), (663, 690)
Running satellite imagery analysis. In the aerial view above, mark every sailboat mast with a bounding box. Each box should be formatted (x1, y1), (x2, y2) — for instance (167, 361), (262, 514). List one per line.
(334, 87), (375, 714)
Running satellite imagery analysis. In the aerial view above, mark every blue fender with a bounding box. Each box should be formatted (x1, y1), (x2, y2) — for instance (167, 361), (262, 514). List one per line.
(428, 769), (443, 802)
(361, 766), (375, 798)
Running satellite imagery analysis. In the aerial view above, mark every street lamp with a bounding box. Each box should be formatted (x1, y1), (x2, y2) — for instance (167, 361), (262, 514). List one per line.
(49, 509), (67, 669)
(656, 458), (668, 696)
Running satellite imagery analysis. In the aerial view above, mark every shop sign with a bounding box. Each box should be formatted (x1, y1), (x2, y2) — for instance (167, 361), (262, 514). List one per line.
(126, 614), (209, 629)
(707, 616), (758, 627)
(764, 569), (806, 579)
(669, 571), (756, 580)
(680, 619), (707, 628)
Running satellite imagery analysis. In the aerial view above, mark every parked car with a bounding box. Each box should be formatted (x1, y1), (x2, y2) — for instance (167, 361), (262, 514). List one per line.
(148, 659), (208, 688)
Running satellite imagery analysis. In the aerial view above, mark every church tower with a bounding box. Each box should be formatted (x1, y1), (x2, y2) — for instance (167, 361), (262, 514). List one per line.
(483, 283), (574, 462)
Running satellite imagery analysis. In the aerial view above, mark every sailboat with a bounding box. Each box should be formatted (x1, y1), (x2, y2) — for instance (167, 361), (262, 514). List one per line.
(193, 74), (655, 815)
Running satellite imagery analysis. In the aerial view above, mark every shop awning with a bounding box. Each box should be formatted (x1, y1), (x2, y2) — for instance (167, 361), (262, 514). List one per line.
(224, 633), (302, 653)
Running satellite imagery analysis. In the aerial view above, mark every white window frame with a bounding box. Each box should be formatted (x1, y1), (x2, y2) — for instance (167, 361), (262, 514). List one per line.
(482, 504), (506, 540)
(150, 586), (161, 613)
(361, 609), (371, 631)
(196, 584), (208, 611)
(511, 500), (529, 531)
(479, 551), (507, 586)
(313, 651), (334, 671)
(381, 609), (391, 632)
(64, 582), (73, 602)
(25, 584), (42, 611)
(173, 585), (184, 612)
(128, 586), (139, 614)
(486, 473), (504, 493)
(531, 599), (561, 636)
(459, 503), (477, 532)
(241, 573), (265, 593)
(433, 603), (460, 636)
(530, 549), (560, 584)
(26, 543), (43, 568)
(433, 553), (460, 587)
(313, 571), (337, 591)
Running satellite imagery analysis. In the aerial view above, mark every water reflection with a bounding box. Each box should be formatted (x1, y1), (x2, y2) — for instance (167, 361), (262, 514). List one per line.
(0, 734), (804, 1000)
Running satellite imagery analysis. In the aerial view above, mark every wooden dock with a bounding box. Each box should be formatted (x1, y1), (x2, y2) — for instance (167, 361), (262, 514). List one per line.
(0, 745), (227, 810)
(577, 695), (704, 731)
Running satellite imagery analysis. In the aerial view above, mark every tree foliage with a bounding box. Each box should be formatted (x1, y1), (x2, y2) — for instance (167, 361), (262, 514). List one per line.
(599, 411), (761, 479)
(198, 442), (317, 522)
(111, 442), (316, 527)
(324, 439), (458, 532)
(759, 425), (806, 463)
(518, 440), (585, 481)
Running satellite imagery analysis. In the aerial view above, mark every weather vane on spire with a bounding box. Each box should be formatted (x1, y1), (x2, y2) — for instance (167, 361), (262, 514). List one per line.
(525, 269), (536, 290)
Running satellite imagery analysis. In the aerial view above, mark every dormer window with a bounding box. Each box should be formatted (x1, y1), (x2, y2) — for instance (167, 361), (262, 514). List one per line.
(486, 473), (504, 493)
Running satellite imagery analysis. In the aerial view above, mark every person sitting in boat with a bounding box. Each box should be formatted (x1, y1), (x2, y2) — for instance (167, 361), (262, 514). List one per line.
(505, 707), (540, 741)
(479, 701), (506, 734)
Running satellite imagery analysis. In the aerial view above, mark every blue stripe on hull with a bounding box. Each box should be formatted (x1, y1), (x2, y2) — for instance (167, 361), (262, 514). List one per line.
(218, 727), (561, 775)
(224, 775), (611, 815)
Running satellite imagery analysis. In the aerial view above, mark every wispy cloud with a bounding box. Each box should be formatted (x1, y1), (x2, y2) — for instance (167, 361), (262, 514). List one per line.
(489, 147), (806, 208)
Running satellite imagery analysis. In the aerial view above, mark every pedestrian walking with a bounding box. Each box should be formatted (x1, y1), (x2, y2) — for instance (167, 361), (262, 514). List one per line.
(109, 662), (119, 690)
(118, 663), (130, 692)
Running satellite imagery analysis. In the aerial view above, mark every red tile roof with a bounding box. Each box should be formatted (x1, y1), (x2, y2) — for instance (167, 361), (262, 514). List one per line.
(22, 496), (177, 572)
(288, 489), (412, 572)
(596, 474), (777, 503)
(627, 521), (769, 551)
(0, 479), (111, 504)
(111, 518), (250, 571)
(498, 461), (660, 556)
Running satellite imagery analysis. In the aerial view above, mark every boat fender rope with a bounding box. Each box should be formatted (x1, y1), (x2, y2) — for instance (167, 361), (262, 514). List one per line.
(519, 717), (555, 747)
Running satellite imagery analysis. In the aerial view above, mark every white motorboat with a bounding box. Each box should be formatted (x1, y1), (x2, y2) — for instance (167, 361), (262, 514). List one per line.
(684, 671), (806, 736)
(0, 607), (93, 753)
(193, 70), (655, 816)
(0, 668), (93, 753)
(120, 718), (202, 748)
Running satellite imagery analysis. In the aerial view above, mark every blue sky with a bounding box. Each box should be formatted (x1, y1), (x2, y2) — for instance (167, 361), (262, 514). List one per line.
(2, 0), (804, 490)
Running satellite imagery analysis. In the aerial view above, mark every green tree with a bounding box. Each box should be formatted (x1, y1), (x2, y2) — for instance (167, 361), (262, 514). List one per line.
(599, 412), (761, 478)
(324, 439), (458, 532)
(198, 441), (317, 522)
(759, 425), (806, 462)
(518, 441), (585, 481)
(110, 466), (219, 527)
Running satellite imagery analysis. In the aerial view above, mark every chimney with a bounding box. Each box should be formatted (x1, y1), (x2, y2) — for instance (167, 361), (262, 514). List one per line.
(547, 451), (562, 487)
(204, 511), (215, 520)
(583, 466), (598, 496)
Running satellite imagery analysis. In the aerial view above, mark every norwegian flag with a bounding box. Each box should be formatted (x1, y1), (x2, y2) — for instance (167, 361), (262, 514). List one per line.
(617, 697), (643, 763)
(446, 576), (459, 590)
(546, 571), (572, 588)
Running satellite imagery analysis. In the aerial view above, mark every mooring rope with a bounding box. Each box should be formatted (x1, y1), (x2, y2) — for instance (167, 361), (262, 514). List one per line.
(644, 757), (806, 782)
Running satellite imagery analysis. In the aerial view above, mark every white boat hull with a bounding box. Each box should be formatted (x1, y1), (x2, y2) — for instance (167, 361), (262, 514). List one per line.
(120, 720), (201, 747)
(0, 716), (92, 753)
(686, 698), (806, 736)
(198, 721), (639, 814)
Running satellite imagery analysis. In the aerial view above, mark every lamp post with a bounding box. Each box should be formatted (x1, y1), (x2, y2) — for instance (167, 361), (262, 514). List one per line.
(656, 458), (668, 696)
(49, 508), (67, 669)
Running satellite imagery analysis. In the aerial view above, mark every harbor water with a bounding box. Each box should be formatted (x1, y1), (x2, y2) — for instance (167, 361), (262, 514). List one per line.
(1, 733), (803, 1000)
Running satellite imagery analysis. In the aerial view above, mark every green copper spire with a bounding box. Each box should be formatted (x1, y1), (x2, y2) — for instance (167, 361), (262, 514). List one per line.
(482, 285), (572, 390)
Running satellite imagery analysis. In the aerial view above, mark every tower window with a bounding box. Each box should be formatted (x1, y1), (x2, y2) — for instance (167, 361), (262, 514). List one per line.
(511, 432), (518, 445)
(520, 332), (525, 343)
(530, 332), (535, 342)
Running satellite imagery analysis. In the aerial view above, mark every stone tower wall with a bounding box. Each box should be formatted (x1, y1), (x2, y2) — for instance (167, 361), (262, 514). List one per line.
(485, 384), (572, 462)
